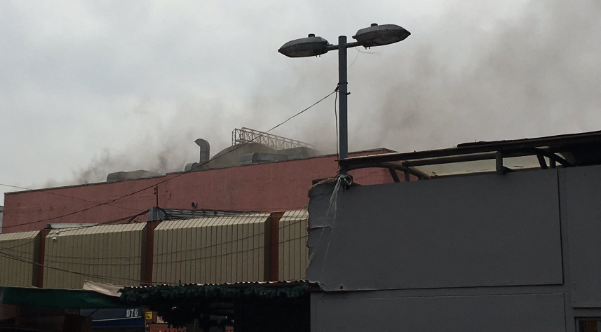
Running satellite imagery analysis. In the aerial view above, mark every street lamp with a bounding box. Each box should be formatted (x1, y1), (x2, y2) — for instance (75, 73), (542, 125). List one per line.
(279, 23), (410, 171)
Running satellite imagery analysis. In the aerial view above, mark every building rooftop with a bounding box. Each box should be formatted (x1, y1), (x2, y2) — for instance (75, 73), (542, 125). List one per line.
(340, 130), (601, 179)
(4, 148), (394, 195)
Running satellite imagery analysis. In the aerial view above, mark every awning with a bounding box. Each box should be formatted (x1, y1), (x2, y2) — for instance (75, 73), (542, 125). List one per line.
(120, 280), (314, 305)
(120, 280), (316, 328)
(0, 287), (126, 309)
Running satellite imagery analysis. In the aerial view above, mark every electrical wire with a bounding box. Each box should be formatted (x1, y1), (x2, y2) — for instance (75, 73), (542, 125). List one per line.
(2, 209), (301, 259)
(0, 183), (141, 212)
(0, 210), (150, 256)
(352, 169), (385, 182)
(356, 47), (382, 56)
(334, 85), (339, 159)
(0, 250), (147, 284)
(347, 47), (360, 69)
(0, 211), (308, 285)
(1, 89), (337, 231)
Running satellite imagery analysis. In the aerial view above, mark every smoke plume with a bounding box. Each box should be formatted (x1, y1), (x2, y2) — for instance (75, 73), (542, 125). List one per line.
(69, 0), (601, 185)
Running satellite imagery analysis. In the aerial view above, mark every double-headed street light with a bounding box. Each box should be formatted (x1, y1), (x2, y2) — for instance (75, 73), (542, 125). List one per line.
(279, 23), (410, 171)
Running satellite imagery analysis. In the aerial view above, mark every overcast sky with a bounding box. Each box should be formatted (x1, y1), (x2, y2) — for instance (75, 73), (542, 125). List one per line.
(1, 0), (600, 204)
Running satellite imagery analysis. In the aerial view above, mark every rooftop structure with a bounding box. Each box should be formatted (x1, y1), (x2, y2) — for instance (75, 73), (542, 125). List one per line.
(2, 148), (395, 233)
(232, 127), (313, 150)
(341, 130), (601, 179)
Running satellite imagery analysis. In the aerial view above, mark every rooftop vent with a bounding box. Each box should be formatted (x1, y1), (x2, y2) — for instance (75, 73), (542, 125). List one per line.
(106, 170), (162, 183)
(184, 139), (211, 172)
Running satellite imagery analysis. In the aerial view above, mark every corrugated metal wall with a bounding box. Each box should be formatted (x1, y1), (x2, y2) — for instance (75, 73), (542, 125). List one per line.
(279, 210), (309, 280)
(153, 213), (269, 284)
(43, 224), (146, 289)
(0, 210), (310, 288)
(0, 231), (39, 287)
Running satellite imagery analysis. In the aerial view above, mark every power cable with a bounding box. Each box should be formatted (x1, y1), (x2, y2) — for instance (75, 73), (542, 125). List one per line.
(0, 183), (140, 212)
(334, 85), (339, 159)
(1, 211), (307, 266)
(1, 89), (336, 230)
(0, 210), (149, 256)
(0, 210), (308, 285)
(0, 250), (146, 284)
(347, 47), (360, 69)
(356, 47), (382, 56)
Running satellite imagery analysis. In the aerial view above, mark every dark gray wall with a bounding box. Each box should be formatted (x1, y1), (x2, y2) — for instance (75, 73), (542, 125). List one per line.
(563, 166), (601, 308)
(311, 292), (566, 332)
(308, 170), (563, 291)
(308, 166), (601, 331)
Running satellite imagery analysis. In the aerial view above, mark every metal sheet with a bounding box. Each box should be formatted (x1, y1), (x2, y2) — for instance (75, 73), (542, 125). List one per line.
(311, 292), (566, 332)
(563, 165), (601, 307)
(153, 214), (269, 285)
(0, 231), (38, 287)
(308, 170), (563, 291)
(43, 224), (146, 289)
(279, 210), (309, 281)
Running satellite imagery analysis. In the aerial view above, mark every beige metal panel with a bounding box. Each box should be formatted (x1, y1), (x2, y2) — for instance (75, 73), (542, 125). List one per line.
(43, 223), (145, 289)
(210, 217), (219, 284)
(152, 222), (165, 284)
(241, 217), (248, 282)
(182, 220), (192, 283)
(253, 218), (262, 281)
(244, 216), (253, 281)
(279, 210), (309, 281)
(44, 232), (56, 288)
(197, 218), (208, 284)
(216, 218), (225, 283)
(197, 218), (210, 283)
(279, 219), (284, 280)
(280, 214), (290, 280)
(0, 231), (39, 287)
(152, 214), (269, 285)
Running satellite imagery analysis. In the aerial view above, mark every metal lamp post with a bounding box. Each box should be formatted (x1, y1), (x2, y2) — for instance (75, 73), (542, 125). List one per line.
(279, 23), (410, 171)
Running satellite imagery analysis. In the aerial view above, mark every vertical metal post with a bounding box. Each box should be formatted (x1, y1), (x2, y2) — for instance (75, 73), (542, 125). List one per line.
(143, 220), (160, 286)
(496, 151), (505, 174)
(265, 212), (283, 281)
(35, 229), (50, 288)
(338, 36), (349, 168)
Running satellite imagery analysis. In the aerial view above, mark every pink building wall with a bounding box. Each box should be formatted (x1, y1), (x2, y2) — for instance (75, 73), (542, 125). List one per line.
(3, 150), (396, 233)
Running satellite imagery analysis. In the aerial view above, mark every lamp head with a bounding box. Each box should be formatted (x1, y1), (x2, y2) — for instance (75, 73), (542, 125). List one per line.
(352, 23), (410, 48)
(278, 34), (331, 57)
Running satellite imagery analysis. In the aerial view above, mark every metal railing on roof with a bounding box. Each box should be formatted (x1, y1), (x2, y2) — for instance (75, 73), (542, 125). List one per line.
(231, 127), (313, 150)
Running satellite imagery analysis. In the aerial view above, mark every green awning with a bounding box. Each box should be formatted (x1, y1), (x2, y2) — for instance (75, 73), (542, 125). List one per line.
(0, 287), (126, 309)
(120, 281), (313, 305)
(120, 281), (315, 328)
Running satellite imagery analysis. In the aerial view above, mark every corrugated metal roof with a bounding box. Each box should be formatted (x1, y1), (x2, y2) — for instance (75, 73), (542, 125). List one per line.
(0, 231), (39, 242)
(0, 231), (39, 287)
(155, 213), (270, 230)
(341, 130), (601, 178)
(280, 210), (308, 221)
(279, 210), (308, 281)
(153, 213), (270, 285)
(124, 279), (314, 289)
(44, 224), (145, 289)
(47, 223), (146, 237)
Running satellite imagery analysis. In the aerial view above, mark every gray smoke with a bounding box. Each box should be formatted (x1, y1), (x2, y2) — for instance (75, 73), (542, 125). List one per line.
(72, 0), (601, 185)
(266, 0), (601, 153)
(72, 106), (231, 184)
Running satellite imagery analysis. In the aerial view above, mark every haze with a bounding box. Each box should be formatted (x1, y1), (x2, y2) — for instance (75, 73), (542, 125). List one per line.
(1, 0), (600, 203)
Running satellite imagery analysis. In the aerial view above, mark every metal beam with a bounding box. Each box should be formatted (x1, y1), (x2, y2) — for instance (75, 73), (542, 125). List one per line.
(347, 163), (430, 180)
(388, 167), (401, 183)
(536, 154), (548, 169)
(340, 130), (601, 168)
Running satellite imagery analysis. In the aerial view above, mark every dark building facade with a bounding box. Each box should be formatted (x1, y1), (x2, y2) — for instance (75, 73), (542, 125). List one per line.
(307, 132), (601, 332)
